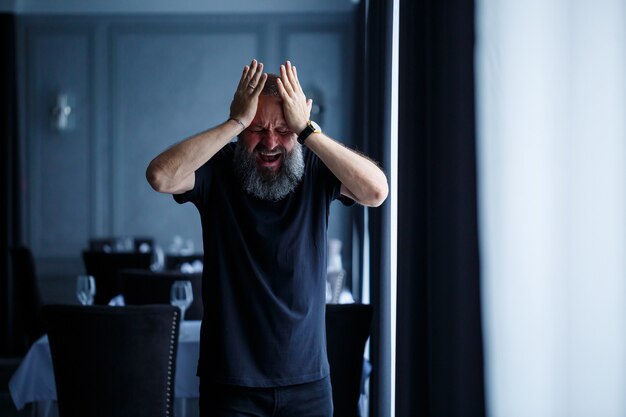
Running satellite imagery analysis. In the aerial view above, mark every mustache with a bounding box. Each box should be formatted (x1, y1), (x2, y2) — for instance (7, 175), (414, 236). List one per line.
(253, 144), (286, 155)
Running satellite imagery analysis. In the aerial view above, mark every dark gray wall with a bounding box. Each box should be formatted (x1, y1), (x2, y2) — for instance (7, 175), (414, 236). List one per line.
(16, 14), (358, 285)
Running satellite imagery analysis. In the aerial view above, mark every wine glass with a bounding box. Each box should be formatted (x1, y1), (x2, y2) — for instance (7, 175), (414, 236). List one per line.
(76, 275), (96, 306)
(170, 280), (193, 320)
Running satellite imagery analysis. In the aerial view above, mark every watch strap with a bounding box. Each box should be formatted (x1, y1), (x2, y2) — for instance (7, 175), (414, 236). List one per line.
(297, 120), (321, 145)
(297, 124), (315, 145)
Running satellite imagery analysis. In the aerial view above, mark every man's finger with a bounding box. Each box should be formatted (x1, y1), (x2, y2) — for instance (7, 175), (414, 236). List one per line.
(246, 59), (258, 83)
(249, 62), (264, 91)
(238, 65), (250, 89)
(293, 65), (301, 86)
(285, 61), (298, 89)
(276, 77), (289, 100)
(279, 65), (295, 95)
(253, 73), (269, 98)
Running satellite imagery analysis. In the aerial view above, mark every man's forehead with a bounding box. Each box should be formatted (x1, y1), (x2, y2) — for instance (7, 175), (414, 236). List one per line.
(258, 95), (282, 107)
(253, 96), (286, 125)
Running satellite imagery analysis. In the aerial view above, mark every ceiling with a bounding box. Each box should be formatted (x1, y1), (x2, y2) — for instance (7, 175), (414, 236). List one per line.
(1, 0), (358, 14)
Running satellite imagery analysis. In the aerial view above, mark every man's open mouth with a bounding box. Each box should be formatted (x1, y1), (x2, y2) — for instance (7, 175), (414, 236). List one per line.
(258, 151), (282, 163)
(255, 149), (283, 170)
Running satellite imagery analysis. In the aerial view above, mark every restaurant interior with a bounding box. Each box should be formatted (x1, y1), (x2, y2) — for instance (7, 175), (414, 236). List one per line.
(2, 0), (626, 416)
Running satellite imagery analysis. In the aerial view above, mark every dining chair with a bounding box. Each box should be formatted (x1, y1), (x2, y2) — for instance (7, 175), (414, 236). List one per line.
(44, 304), (180, 417)
(9, 246), (45, 353)
(325, 303), (373, 417)
(119, 269), (203, 320)
(82, 251), (152, 305)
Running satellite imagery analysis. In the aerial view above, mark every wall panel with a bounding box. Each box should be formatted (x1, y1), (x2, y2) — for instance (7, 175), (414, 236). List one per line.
(26, 29), (93, 265)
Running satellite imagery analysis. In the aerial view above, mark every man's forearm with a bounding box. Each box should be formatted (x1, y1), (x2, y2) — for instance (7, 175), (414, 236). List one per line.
(304, 133), (388, 207)
(147, 118), (242, 193)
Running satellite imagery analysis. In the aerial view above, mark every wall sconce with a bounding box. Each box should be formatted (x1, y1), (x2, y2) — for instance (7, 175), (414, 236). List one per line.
(50, 93), (74, 132)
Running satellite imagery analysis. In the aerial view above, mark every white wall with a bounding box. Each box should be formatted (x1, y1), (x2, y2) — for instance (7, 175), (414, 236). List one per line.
(477, 0), (626, 416)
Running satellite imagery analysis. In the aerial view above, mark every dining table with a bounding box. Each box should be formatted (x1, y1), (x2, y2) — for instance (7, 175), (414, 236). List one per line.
(9, 319), (201, 417)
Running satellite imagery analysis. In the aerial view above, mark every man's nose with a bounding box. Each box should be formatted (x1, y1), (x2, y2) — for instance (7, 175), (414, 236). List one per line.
(261, 131), (280, 149)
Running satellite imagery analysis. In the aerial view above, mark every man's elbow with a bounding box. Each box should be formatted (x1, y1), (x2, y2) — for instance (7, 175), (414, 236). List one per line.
(368, 182), (389, 207)
(146, 161), (168, 193)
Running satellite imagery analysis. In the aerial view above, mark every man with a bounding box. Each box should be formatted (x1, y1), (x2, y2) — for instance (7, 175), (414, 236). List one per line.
(146, 59), (388, 417)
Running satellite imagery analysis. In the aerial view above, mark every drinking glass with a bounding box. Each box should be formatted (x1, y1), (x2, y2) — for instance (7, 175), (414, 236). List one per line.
(76, 275), (96, 306)
(170, 280), (193, 320)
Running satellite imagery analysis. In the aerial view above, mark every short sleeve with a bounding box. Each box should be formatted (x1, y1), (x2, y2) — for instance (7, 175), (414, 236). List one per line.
(310, 150), (355, 207)
(173, 161), (213, 207)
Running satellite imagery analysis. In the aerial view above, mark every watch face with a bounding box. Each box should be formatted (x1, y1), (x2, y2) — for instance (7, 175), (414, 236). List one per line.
(310, 120), (321, 133)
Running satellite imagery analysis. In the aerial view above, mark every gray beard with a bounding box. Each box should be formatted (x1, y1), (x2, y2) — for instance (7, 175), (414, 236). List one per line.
(233, 140), (305, 201)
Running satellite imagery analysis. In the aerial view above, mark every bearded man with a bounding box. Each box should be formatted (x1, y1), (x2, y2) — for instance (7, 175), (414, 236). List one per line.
(146, 59), (388, 417)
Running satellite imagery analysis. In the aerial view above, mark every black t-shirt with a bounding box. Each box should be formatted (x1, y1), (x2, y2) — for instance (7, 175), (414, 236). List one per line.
(174, 142), (350, 387)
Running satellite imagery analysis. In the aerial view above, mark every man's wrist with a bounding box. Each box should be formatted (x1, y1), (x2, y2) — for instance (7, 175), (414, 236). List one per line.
(297, 120), (322, 145)
(295, 122), (308, 135)
(228, 117), (246, 135)
(228, 117), (245, 128)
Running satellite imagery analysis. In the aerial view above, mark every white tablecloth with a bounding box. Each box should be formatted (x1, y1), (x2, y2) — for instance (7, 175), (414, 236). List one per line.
(9, 320), (201, 412)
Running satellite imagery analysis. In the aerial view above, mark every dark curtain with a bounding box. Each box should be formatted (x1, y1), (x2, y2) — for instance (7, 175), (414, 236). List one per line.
(395, 0), (486, 416)
(0, 13), (21, 355)
(360, 1), (393, 416)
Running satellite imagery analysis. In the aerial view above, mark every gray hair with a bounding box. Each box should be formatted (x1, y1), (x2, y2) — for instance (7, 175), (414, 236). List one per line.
(233, 141), (305, 201)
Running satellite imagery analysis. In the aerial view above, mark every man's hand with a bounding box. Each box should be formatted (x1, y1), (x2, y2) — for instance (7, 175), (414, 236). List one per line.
(229, 59), (268, 127)
(276, 60), (313, 136)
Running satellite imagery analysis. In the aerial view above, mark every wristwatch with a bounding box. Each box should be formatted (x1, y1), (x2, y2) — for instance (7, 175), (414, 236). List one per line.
(297, 120), (322, 145)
